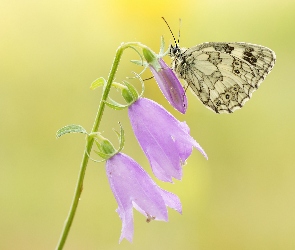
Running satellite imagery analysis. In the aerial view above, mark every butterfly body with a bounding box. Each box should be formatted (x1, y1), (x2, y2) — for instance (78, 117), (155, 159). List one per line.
(170, 42), (276, 113)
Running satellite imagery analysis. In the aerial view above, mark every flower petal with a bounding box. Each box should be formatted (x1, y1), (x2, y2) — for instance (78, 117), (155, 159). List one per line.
(157, 188), (182, 215)
(150, 59), (187, 114)
(106, 153), (181, 242)
(129, 98), (207, 182)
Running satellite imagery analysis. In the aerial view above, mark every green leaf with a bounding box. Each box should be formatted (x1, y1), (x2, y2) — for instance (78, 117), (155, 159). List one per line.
(90, 77), (106, 90)
(56, 124), (88, 138)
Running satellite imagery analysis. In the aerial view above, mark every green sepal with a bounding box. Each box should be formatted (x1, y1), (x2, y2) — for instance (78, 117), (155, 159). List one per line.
(93, 150), (111, 160)
(104, 97), (130, 110)
(90, 77), (106, 90)
(159, 36), (165, 56)
(122, 80), (138, 100)
(126, 45), (144, 66)
(92, 123), (125, 160)
(114, 122), (125, 152)
(56, 124), (88, 138)
(94, 139), (103, 152)
(122, 88), (134, 103)
(90, 134), (115, 158)
(131, 72), (145, 98)
(100, 139), (116, 155)
(111, 81), (126, 89)
(142, 48), (161, 71)
(130, 60), (148, 67)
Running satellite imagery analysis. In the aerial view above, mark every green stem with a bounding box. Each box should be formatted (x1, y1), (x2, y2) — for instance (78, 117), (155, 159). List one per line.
(55, 42), (147, 250)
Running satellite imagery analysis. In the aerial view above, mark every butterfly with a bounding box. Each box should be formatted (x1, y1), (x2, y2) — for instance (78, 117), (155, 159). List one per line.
(163, 18), (276, 114)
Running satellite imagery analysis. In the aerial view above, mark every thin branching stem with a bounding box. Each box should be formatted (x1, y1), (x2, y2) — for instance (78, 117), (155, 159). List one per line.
(55, 42), (148, 250)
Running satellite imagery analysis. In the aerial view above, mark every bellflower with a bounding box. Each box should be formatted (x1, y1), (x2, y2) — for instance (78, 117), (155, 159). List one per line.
(106, 153), (182, 243)
(143, 48), (187, 114)
(128, 98), (207, 182)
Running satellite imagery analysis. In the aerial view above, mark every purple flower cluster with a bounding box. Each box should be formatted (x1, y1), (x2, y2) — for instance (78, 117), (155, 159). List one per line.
(105, 57), (207, 242)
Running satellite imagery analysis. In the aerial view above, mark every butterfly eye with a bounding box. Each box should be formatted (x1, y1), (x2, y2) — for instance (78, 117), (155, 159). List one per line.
(169, 45), (177, 56)
(172, 47), (181, 55)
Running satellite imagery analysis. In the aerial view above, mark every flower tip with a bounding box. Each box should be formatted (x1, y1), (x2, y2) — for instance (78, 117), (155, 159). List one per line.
(200, 148), (208, 160)
(192, 141), (208, 160)
(119, 235), (133, 244)
(178, 97), (187, 114)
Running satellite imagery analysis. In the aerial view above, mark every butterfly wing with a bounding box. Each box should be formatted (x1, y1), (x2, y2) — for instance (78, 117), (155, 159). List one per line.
(173, 42), (276, 113)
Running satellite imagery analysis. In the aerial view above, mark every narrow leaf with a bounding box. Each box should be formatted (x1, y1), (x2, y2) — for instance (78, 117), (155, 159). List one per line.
(56, 124), (88, 138)
(90, 77), (106, 90)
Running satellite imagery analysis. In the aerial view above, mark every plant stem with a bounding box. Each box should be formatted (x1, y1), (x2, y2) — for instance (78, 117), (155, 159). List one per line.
(55, 42), (146, 250)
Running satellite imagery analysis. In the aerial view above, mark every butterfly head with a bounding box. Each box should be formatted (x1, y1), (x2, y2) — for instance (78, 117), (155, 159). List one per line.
(169, 44), (182, 58)
(162, 17), (182, 58)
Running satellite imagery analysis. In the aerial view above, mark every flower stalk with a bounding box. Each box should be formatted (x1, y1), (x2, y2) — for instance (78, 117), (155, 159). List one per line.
(56, 42), (147, 250)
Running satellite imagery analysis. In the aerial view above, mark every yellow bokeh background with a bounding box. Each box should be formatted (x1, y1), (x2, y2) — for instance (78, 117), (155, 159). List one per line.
(1, 0), (295, 249)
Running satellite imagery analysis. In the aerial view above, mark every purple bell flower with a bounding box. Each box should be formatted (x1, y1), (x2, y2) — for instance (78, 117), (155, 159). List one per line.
(128, 98), (207, 182)
(149, 59), (187, 114)
(106, 153), (182, 243)
(142, 48), (187, 114)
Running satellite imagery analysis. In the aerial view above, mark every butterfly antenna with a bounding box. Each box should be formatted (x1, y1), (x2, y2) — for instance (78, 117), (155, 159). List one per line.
(162, 17), (178, 48)
(178, 18), (181, 45)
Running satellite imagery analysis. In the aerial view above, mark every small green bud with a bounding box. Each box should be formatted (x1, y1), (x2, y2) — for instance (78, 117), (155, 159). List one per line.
(122, 88), (134, 103)
(142, 48), (161, 71)
(101, 139), (116, 155)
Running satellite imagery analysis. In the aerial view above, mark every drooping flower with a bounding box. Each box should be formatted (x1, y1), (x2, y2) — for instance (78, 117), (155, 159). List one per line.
(143, 48), (187, 114)
(106, 153), (182, 243)
(128, 98), (207, 182)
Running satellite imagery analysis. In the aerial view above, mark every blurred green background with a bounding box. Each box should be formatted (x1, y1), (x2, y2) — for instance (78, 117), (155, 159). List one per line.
(1, 0), (295, 249)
